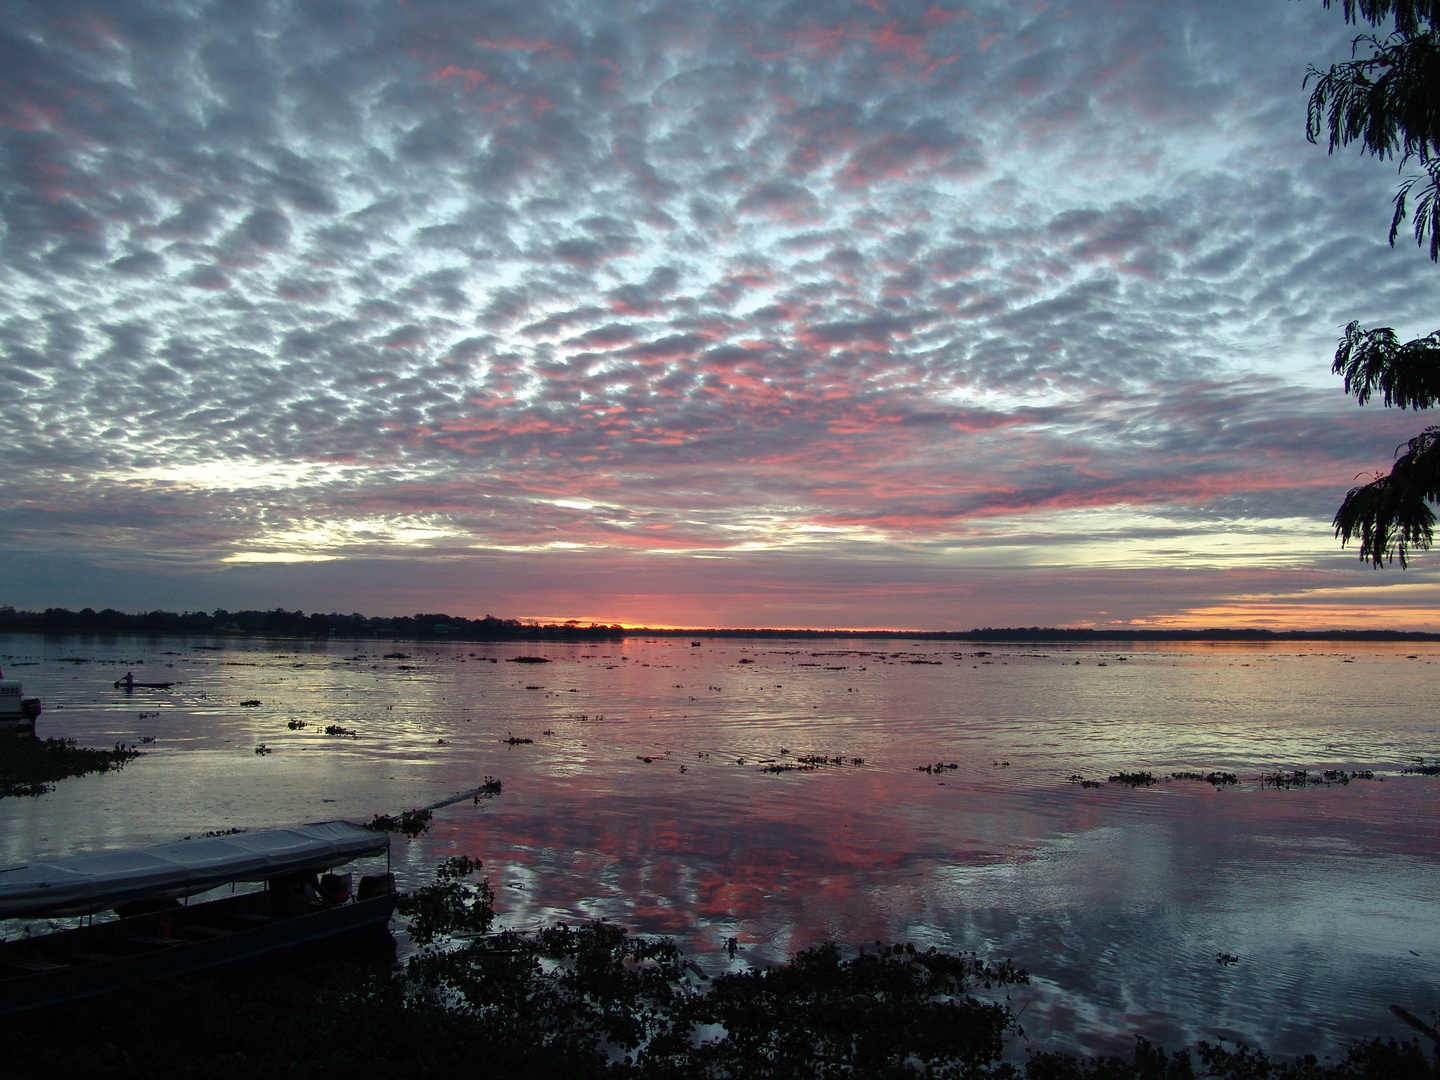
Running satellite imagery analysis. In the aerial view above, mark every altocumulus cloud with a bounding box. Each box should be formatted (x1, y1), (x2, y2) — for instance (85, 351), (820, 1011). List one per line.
(1, 0), (1438, 629)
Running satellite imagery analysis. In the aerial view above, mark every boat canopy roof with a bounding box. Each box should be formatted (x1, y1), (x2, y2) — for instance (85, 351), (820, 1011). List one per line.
(0, 821), (388, 919)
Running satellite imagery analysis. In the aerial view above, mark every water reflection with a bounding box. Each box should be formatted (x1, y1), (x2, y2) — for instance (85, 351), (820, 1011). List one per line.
(0, 634), (1436, 1057)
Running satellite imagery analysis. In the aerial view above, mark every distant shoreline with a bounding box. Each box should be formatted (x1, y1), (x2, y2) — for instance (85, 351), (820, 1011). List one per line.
(2, 605), (1437, 642)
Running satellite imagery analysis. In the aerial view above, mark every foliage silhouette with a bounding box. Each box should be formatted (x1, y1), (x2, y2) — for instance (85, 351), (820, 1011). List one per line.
(1308, 1), (1440, 564)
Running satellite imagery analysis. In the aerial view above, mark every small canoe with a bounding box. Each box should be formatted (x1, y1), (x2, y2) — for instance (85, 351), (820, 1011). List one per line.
(114, 678), (175, 689)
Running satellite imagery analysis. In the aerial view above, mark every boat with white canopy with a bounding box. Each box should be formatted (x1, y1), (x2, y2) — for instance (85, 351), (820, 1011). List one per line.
(0, 667), (41, 733)
(0, 822), (395, 1017)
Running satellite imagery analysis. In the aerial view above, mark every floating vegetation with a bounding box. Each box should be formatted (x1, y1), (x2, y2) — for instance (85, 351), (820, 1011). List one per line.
(798, 755), (863, 767)
(363, 807), (433, 838)
(238, 699), (262, 707)
(1403, 757), (1440, 776)
(287, 719), (307, 730)
(1108, 771), (1156, 787)
(400, 921), (1029, 1079)
(507, 656), (550, 664)
(504, 736), (534, 746)
(0, 737), (141, 798)
(1259, 769), (1379, 789)
(915, 762), (959, 775)
(254, 743), (272, 755)
(1216, 952), (1240, 966)
(383, 652), (409, 660)
(398, 856), (495, 946)
(1171, 771), (1239, 787)
(203, 827), (246, 837)
(758, 753), (864, 774)
(1068, 766), (1390, 793)
(323, 724), (358, 738)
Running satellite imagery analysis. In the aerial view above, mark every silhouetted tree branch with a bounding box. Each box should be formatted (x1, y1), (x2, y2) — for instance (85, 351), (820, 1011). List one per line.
(1309, 1), (1440, 565)
(1333, 427), (1440, 565)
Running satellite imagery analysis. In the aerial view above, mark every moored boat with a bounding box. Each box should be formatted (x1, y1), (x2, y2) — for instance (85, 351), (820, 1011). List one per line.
(0, 821), (394, 1017)
(0, 670), (41, 733)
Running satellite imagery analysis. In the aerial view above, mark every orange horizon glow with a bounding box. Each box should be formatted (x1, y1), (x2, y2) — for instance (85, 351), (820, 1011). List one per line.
(506, 613), (1440, 635)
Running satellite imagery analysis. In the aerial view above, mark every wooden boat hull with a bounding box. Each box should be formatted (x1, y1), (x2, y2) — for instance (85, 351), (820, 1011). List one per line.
(0, 889), (396, 1018)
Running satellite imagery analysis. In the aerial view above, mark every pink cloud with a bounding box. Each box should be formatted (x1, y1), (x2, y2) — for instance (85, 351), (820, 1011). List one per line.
(474, 35), (573, 59)
(429, 64), (488, 92)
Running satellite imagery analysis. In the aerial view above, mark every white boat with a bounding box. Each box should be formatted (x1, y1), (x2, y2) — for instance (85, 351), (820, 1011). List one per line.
(0, 670), (41, 733)
(0, 821), (395, 1016)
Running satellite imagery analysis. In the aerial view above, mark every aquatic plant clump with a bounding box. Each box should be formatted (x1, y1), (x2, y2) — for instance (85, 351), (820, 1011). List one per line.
(1170, 771), (1239, 787)
(1258, 769), (1379, 790)
(0, 736), (141, 798)
(1107, 771), (1156, 788)
(405, 925), (1030, 1079)
(362, 807), (433, 838)
(398, 862), (496, 946)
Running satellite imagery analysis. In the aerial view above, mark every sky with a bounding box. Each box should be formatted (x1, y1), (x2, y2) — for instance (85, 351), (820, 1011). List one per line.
(3, 0), (1440, 631)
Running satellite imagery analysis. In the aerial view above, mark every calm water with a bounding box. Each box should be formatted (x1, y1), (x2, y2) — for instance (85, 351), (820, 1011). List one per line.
(2, 633), (1437, 1058)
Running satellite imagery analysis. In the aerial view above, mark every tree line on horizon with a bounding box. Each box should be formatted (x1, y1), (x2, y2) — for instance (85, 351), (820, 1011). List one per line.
(0, 606), (1436, 641)
(0, 606), (625, 641)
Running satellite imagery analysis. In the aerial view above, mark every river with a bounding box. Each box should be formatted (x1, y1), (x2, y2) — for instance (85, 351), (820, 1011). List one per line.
(1, 633), (1436, 1058)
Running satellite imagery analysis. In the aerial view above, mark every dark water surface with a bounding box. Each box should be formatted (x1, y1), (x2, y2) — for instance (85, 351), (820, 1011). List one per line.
(2, 633), (1437, 1057)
